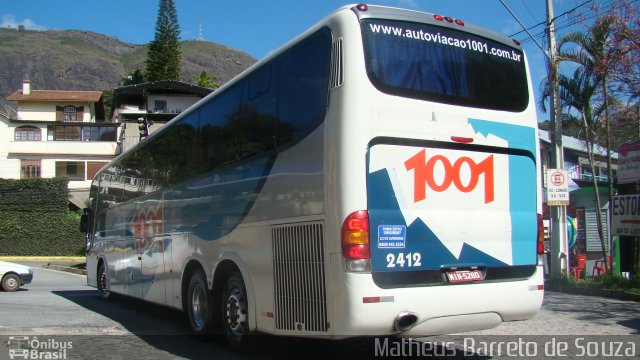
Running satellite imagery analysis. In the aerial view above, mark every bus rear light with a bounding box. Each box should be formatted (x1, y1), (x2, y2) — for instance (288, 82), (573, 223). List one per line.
(537, 213), (545, 254)
(342, 210), (370, 259)
(356, 4), (368, 11)
(512, 39), (521, 46)
(455, 19), (465, 26)
(444, 17), (454, 23)
(451, 136), (474, 143)
(433, 14), (444, 21)
(342, 211), (371, 272)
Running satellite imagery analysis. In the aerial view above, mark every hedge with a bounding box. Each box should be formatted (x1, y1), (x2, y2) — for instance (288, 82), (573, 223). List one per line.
(0, 178), (84, 256)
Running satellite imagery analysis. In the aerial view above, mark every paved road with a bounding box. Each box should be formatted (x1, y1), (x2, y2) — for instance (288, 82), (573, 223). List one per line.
(1, 263), (639, 359)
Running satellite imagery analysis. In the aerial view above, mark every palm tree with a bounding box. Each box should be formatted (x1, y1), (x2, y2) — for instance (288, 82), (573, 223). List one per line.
(556, 17), (624, 272)
(539, 70), (612, 271)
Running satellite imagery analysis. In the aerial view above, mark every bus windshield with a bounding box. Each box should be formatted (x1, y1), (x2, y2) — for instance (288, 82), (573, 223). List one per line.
(361, 19), (529, 112)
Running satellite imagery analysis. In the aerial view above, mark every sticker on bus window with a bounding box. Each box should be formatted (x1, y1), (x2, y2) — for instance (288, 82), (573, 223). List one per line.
(377, 225), (406, 249)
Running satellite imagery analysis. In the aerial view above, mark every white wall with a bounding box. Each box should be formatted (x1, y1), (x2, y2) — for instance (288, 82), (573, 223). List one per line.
(0, 116), (116, 186)
(0, 117), (20, 178)
(17, 101), (94, 122)
(147, 95), (201, 114)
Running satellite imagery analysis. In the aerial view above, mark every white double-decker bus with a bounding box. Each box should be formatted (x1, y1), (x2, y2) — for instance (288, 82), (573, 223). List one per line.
(84, 4), (544, 347)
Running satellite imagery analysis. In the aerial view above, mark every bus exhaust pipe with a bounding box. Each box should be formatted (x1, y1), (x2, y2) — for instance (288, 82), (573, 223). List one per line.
(394, 312), (418, 332)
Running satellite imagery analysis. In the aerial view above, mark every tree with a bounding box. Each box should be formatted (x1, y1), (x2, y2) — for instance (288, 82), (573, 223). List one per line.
(539, 70), (613, 272)
(543, 0), (640, 278)
(145, 0), (182, 82)
(593, 1), (640, 102)
(555, 14), (629, 273)
(120, 69), (146, 86)
(191, 70), (219, 89)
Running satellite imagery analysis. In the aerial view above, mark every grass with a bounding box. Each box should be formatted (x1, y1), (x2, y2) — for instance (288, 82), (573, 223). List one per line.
(546, 274), (640, 295)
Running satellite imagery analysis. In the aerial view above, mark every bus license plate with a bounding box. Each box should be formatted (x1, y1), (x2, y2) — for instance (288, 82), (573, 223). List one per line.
(445, 270), (484, 283)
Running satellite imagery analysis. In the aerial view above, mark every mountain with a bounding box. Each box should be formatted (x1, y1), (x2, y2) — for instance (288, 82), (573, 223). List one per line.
(0, 27), (257, 101)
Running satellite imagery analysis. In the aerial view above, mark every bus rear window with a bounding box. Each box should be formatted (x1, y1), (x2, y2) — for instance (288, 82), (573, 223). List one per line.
(361, 19), (529, 112)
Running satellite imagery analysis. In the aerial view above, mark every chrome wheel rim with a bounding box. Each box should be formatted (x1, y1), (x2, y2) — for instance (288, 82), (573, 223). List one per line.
(5, 277), (18, 290)
(191, 282), (206, 330)
(98, 266), (109, 297)
(225, 288), (247, 336)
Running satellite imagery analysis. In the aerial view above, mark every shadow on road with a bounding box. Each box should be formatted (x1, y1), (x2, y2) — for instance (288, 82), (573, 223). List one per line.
(51, 290), (489, 359)
(617, 319), (640, 335)
(543, 292), (640, 335)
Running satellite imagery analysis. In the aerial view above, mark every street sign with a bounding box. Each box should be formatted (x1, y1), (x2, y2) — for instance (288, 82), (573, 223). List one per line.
(546, 169), (570, 206)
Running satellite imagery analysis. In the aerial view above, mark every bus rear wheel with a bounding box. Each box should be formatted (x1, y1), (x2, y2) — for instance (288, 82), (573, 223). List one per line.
(97, 262), (111, 299)
(187, 269), (214, 336)
(222, 272), (250, 348)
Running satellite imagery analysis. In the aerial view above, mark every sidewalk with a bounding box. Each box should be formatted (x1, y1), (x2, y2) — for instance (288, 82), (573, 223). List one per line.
(0, 256), (85, 262)
(549, 287), (640, 302)
(0, 256), (87, 275)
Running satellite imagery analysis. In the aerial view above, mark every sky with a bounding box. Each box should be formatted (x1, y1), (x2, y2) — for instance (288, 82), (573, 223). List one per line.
(0, 0), (611, 121)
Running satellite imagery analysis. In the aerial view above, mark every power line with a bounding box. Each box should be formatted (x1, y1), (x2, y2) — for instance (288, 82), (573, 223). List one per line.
(519, 0), (540, 23)
(510, 0), (595, 37)
(517, 0), (636, 44)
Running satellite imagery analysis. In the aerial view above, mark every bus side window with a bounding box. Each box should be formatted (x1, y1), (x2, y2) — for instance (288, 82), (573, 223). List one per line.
(277, 29), (332, 147)
(199, 85), (244, 170)
(247, 64), (277, 152)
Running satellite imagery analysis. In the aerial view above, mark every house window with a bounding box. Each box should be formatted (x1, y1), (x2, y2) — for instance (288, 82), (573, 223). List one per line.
(154, 100), (167, 112)
(55, 161), (85, 181)
(63, 106), (78, 122)
(21, 159), (41, 178)
(15, 126), (41, 141)
(47, 125), (116, 141)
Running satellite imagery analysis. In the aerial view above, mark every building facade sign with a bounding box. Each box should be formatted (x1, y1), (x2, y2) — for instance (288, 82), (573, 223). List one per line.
(611, 194), (640, 236)
(618, 140), (640, 185)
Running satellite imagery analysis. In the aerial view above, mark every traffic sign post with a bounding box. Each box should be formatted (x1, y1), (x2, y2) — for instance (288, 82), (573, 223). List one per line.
(546, 169), (570, 206)
(546, 168), (570, 278)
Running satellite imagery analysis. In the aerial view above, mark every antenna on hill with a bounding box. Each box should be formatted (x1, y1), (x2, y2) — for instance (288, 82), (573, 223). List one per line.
(197, 22), (204, 41)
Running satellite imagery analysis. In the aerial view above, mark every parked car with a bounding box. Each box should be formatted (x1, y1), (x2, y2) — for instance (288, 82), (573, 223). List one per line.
(0, 261), (33, 292)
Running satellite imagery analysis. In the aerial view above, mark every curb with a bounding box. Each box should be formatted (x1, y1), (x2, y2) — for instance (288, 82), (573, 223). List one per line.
(547, 288), (640, 302)
(0, 256), (85, 261)
(43, 264), (87, 275)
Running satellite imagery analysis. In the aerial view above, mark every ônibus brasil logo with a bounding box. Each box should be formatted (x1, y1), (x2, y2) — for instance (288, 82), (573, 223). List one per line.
(404, 149), (495, 204)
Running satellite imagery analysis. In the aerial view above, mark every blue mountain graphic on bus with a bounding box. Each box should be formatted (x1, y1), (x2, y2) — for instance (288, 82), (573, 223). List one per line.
(367, 167), (508, 272)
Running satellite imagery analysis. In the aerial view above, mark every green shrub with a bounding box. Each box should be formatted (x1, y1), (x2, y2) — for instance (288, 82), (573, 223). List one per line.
(590, 274), (640, 293)
(546, 273), (640, 294)
(0, 178), (84, 256)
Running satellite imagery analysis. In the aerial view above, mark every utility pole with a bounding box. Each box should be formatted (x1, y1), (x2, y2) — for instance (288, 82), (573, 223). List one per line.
(546, 0), (569, 277)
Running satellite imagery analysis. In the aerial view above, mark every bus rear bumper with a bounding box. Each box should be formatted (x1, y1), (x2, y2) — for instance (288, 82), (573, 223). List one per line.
(331, 266), (544, 337)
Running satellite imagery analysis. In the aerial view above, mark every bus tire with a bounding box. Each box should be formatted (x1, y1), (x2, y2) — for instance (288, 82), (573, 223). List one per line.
(187, 269), (214, 336)
(221, 271), (250, 348)
(1, 273), (20, 292)
(97, 262), (111, 299)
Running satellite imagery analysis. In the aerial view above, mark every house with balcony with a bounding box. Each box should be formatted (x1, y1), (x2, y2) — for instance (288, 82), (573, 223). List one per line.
(539, 129), (618, 191)
(1, 81), (119, 208)
(110, 80), (212, 154)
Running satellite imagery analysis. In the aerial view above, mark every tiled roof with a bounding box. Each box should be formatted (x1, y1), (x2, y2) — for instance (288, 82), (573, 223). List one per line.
(6, 90), (103, 102)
